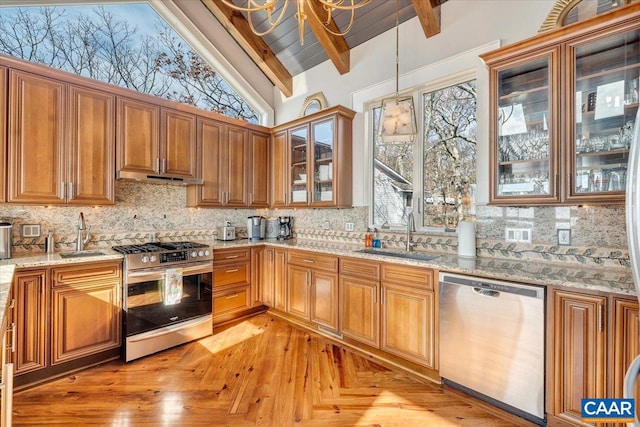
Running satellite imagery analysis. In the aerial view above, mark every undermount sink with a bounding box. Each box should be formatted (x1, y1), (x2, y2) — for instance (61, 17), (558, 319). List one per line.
(58, 251), (106, 259)
(356, 248), (440, 262)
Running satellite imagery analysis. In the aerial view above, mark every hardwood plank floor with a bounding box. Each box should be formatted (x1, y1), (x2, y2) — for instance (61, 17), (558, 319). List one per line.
(11, 314), (526, 426)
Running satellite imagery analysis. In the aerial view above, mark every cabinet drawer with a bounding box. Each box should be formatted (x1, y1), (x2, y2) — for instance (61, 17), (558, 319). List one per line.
(288, 250), (338, 272)
(340, 258), (380, 281)
(381, 264), (434, 290)
(213, 248), (251, 265)
(213, 285), (251, 318)
(52, 261), (122, 287)
(213, 263), (250, 288)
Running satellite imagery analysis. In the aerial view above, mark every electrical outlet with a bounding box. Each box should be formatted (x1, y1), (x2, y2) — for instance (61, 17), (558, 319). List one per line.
(323, 221), (330, 230)
(345, 222), (354, 232)
(557, 229), (571, 246)
(21, 224), (41, 238)
(505, 227), (532, 243)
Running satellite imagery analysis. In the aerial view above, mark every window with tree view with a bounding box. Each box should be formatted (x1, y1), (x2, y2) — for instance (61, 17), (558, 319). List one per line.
(0, 3), (258, 123)
(372, 79), (476, 229)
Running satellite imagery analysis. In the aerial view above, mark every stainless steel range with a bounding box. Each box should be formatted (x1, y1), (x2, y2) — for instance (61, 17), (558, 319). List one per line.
(112, 241), (213, 362)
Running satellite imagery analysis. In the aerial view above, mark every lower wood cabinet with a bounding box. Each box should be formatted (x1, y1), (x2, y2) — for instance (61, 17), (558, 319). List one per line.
(50, 262), (122, 365)
(260, 246), (288, 311)
(12, 261), (122, 387)
(611, 297), (640, 425)
(339, 258), (380, 348)
(213, 285), (251, 319)
(286, 250), (339, 332)
(1, 286), (14, 427)
(213, 247), (253, 325)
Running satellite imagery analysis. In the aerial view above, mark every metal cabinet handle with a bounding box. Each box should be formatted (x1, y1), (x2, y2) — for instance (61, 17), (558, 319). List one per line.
(225, 294), (239, 299)
(598, 304), (604, 332)
(249, 193), (253, 205)
(303, 259), (314, 264)
(68, 182), (74, 200)
(225, 269), (239, 273)
(225, 255), (239, 259)
(162, 158), (167, 173)
(60, 182), (65, 199)
(373, 285), (377, 304)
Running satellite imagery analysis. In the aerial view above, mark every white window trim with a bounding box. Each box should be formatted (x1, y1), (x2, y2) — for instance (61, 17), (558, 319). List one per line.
(354, 41), (501, 232)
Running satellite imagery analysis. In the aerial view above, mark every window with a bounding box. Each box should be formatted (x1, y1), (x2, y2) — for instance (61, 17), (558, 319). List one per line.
(0, 3), (259, 123)
(371, 79), (477, 230)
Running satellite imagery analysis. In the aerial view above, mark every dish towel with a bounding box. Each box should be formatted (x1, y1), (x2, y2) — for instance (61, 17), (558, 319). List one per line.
(164, 268), (183, 305)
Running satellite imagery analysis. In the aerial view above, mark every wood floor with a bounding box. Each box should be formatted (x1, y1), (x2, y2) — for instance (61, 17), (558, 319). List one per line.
(12, 313), (525, 426)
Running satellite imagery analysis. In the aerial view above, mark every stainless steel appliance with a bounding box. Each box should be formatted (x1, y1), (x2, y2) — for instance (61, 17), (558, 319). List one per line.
(265, 218), (279, 239)
(439, 273), (545, 425)
(247, 216), (265, 241)
(216, 225), (236, 241)
(0, 222), (11, 259)
(277, 216), (293, 240)
(112, 241), (213, 362)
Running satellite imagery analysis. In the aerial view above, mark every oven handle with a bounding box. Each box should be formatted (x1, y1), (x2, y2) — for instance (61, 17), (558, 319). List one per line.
(127, 315), (212, 342)
(127, 262), (212, 284)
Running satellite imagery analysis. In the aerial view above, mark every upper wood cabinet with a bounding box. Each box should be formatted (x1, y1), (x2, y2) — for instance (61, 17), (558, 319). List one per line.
(482, 5), (640, 205)
(117, 99), (199, 183)
(271, 105), (354, 208)
(0, 66), (6, 203)
(248, 130), (270, 208)
(7, 69), (115, 205)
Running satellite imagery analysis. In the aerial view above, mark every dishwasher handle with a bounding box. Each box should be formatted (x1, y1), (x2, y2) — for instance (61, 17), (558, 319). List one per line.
(473, 287), (500, 298)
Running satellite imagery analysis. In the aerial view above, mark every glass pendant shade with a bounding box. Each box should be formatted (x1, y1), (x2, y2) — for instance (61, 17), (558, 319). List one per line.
(378, 96), (417, 142)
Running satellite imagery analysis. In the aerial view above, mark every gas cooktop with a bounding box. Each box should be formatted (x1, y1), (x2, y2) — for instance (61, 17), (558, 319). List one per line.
(112, 241), (212, 269)
(112, 241), (209, 255)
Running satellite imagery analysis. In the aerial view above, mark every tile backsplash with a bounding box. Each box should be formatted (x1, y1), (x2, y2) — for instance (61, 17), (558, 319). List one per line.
(0, 180), (629, 270)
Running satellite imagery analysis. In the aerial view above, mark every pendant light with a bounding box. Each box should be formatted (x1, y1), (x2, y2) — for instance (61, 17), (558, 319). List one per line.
(377, 0), (417, 143)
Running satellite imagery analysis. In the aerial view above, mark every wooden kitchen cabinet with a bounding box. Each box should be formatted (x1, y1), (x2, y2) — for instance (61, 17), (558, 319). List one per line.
(161, 108), (198, 179)
(550, 290), (607, 426)
(339, 258), (380, 348)
(188, 117), (224, 206)
(248, 130), (270, 207)
(12, 269), (48, 375)
(1, 286), (14, 427)
(0, 66), (6, 203)
(611, 297), (640, 425)
(116, 96), (160, 177)
(287, 250), (339, 331)
(271, 105), (354, 208)
(251, 246), (264, 306)
(380, 264), (436, 368)
(212, 247), (253, 325)
(482, 7), (640, 205)
(50, 262), (121, 365)
(260, 246), (287, 311)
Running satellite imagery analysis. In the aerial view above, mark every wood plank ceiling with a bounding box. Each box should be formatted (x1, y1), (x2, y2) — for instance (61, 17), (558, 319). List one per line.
(201, 0), (446, 97)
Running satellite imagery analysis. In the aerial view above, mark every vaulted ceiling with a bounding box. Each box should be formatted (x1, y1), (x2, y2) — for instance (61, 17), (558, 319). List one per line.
(201, 0), (446, 97)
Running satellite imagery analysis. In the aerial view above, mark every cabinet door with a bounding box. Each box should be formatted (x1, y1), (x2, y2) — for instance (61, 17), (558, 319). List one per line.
(260, 247), (275, 306)
(287, 265), (311, 321)
(8, 70), (66, 204)
(51, 282), (121, 364)
(0, 66), (6, 203)
(611, 298), (640, 425)
(161, 108), (198, 179)
(116, 97), (160, 176)
(489, 48), (561, 205)
(311, 270), (339, 332)
(13, 270), (48, 375)
(552, 291), (606, 425)
(565, 28), (640, 204)
(226, 125), (248, 206)
(187, 117), (223, 207)
(249, 131), (270, 207)
(289, 125), (309, 206)
(271, 131), (288, 207)
(250, 246), (264, 306)
(310, 118), (335, 205)
(381, 282), (434, 368)
(273, 248), (288, 311)
(67, 85), (115, 205)
(339, 275), (379, 348)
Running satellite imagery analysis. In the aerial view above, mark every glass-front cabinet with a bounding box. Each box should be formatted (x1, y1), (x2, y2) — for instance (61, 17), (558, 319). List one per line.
(491, 50), (560, 204)
(483, 5), (639, 205)
(567, 27), (639, 203)
(273, 105), (354, 208)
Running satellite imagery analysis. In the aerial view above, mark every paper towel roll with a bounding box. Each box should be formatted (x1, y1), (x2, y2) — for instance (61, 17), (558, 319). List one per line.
(457, 221), (476, 258)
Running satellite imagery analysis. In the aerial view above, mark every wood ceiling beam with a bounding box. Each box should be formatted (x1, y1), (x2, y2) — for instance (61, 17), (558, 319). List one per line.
(412, 0), (442, 38)
(201, 0), (293, 97)
(305, 0), (350, 75)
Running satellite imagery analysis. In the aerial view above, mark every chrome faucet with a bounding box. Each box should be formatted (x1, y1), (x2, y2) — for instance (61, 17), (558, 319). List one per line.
(406, 211), (416, 252)
(76, 212), (91, 252)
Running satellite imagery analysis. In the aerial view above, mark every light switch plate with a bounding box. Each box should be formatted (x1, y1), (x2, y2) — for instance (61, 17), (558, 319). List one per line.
(22, 224), (41, 238)
(345, 222), (354, 232)
(557, 229), (571, 246)
(323, 221), (331, 230)
(505, 227), (532, 243)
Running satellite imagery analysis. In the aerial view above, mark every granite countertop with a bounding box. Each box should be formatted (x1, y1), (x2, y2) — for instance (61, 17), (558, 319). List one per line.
(0, 239), (635, 329)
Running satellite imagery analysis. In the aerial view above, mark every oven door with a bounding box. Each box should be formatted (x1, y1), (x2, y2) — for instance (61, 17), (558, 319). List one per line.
(125, 262), (212, 336)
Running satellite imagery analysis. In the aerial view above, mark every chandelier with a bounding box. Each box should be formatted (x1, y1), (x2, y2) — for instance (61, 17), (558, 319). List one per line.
(217, 0), (371, 45)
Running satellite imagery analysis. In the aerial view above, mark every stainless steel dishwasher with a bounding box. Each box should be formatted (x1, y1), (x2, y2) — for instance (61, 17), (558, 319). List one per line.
(439, 273), (545, 425)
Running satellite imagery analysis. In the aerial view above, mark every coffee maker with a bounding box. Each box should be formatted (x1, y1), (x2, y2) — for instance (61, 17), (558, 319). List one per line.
(277, 216), (293, 240)
(247, 216), (266, 241)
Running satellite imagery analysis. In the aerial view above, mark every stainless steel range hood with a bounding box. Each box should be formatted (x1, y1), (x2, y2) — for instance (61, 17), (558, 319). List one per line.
(117, 170), (203, 185)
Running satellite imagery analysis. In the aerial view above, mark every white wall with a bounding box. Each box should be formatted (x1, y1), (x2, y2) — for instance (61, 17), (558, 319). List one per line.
(273, 0), (556, 206)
